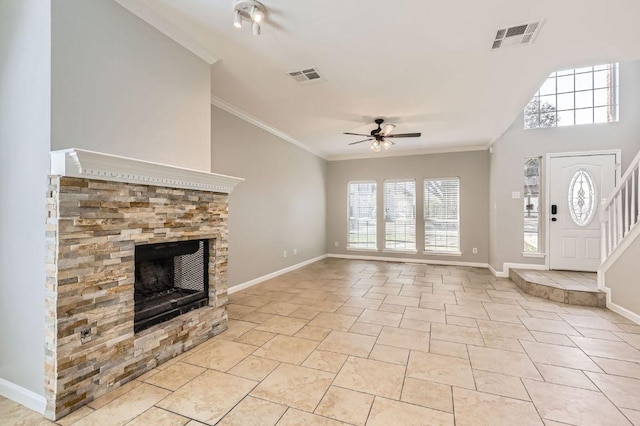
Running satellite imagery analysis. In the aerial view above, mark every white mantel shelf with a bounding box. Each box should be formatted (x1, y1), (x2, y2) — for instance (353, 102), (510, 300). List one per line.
(50, 149), (243, 194)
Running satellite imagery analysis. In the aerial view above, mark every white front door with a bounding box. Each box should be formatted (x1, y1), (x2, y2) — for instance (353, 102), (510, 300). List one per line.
(548, 153), (617, 271)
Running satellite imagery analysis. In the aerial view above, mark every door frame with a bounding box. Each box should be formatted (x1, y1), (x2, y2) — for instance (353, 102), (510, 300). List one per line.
(544, 149), (621, 270)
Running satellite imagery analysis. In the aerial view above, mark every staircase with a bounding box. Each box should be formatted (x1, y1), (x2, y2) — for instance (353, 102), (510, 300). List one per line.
(598, 149), (640, 321)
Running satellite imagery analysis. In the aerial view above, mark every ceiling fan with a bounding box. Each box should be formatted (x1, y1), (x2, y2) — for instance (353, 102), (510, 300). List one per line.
(344, 118), (422, 152)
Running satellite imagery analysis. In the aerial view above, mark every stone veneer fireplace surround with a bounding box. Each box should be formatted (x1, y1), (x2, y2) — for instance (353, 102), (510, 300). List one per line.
(44, 149), (242, 420)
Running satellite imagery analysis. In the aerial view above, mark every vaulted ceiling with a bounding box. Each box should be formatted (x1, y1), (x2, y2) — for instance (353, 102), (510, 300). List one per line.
(117, 0), (640, 160)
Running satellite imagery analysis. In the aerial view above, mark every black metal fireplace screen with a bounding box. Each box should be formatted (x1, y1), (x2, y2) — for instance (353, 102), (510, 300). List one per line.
(134, 239), (209, 333)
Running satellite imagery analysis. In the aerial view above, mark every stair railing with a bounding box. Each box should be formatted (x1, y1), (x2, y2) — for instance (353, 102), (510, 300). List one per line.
(601, 150), (640, 262)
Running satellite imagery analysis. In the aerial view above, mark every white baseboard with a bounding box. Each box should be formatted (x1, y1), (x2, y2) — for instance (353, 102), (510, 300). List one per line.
(0, 377), (46, 414)
(606, 297), (640, 325)
(489, 262), (547, 278)
(228, 254), (328, 294)
(327, 253), (488, 268)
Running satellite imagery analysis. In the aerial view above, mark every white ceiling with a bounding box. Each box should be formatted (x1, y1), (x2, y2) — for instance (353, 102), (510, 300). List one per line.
(118, 0), (640, 160)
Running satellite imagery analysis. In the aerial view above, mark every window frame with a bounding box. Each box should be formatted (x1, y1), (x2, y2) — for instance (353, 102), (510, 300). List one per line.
(524, 63), (619, 129)
(346, 180), (378, 251)
(383, 179), (417, 253)
(423, 177), (461, 256)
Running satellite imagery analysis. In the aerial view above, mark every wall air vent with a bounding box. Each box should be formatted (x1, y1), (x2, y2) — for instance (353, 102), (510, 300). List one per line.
(492, 19), (545, 50)
(288, 67), (323, 83)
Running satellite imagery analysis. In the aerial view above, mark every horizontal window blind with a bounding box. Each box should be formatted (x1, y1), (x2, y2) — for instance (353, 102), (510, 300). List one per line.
(347, 182), (377, 249)
(424, 178), (460, 253)
(384, 180), (416, 250)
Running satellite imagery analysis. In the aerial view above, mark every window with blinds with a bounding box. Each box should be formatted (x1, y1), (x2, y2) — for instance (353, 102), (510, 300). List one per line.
(383, 180), (416, 251)
(424, 178), (460, 253)
(347, 181), (377, 249)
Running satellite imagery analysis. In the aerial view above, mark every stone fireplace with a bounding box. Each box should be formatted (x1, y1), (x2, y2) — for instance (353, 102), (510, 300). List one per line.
(44, 149), (242, 420)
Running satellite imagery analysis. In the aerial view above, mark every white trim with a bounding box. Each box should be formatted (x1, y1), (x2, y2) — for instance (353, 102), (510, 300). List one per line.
(0, 378), (46, 415)
(607, 301), (640, 325)
(346, 247), (379, 252)
(522, 252), (546, 258)
(50, 149), (243, 194)
(489, 262), (547, 278)
(211, 96), (326, 159)
(327, 145), (488, 161)
(545, 150), (622, 270)
(228, 255), (327, 294)
(422, 251), (462, 257)
(488, 264), (500, 277)
(600, 285), (640, 325)
(383, 249), (418, 255)
(114, 0), (219, 64)
(328, 253), (488, 268)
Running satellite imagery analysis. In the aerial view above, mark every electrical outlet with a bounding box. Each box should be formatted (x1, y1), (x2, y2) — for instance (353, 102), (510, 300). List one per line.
(473, 248), (478, 254)
(293, 249), (297, 255)
(334, 241), (339, 247)
(283, 250), (287, 258)
(512, 191), (521, 199)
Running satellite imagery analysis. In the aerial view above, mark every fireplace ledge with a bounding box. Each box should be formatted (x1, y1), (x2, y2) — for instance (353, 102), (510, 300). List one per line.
(50, 148), (243, 193)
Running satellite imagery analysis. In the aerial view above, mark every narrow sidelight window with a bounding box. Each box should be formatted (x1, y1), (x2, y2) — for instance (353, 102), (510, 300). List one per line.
(524, 158), (541, 252)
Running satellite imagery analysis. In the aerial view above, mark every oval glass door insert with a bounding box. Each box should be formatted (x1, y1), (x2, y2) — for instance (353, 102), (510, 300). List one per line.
(568, 169), (596, 226)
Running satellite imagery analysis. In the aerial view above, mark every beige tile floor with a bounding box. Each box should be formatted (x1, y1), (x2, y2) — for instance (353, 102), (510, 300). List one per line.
(3, 258), (640, 425)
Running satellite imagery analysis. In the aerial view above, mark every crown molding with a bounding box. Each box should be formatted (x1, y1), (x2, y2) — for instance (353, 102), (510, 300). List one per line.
(50, 149), (243, 194)
(326, 144), (489, 161)
(114, 0), (219, 65)
(211, 96), (327, 160)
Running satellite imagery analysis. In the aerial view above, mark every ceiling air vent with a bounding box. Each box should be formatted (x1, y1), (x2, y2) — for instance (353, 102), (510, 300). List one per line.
(288, 68), (322, 83)
(492, 19), (545, 50)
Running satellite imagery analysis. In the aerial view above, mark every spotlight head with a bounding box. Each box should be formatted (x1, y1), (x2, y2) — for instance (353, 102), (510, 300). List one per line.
(233, 10), (242, 28)
(252, 21), (261, 35)
(251, 5), (265, 23)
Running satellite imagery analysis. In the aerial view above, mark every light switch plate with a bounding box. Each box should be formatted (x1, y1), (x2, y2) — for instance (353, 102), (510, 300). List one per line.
(512, 191), (521, 199)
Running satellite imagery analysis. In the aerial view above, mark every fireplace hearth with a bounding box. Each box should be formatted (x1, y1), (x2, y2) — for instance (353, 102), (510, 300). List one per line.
(134, 239), (209, 333)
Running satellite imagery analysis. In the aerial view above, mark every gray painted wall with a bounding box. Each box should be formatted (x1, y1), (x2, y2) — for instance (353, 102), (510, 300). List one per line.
(605, 233), (640, 315)
(489, 60), (640, 272)
(0, 0), (50, 398)
(52, 0), (211, 171)
(326, 151), (490, 264)
(211, 107), (327, 288)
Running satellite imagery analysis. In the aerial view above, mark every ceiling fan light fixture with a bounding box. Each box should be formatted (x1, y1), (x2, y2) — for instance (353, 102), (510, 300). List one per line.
(382, 139), (392, 150)
(233, 10), (242, 28)
(370, 140), (382, 152)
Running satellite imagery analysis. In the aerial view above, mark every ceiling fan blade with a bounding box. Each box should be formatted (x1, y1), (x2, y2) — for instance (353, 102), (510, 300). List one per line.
(386, 132), (422, 138)
(348, 138), (373, 146)
(379, 123), (396, 136)
(343, 132), (371, 137)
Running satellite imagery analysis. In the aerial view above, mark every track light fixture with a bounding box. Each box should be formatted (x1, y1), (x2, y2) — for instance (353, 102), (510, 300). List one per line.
(233, 1), (267, 35)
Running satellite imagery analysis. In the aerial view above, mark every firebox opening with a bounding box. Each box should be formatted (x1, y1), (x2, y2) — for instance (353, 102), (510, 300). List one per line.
(134, 239), (209, 333)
